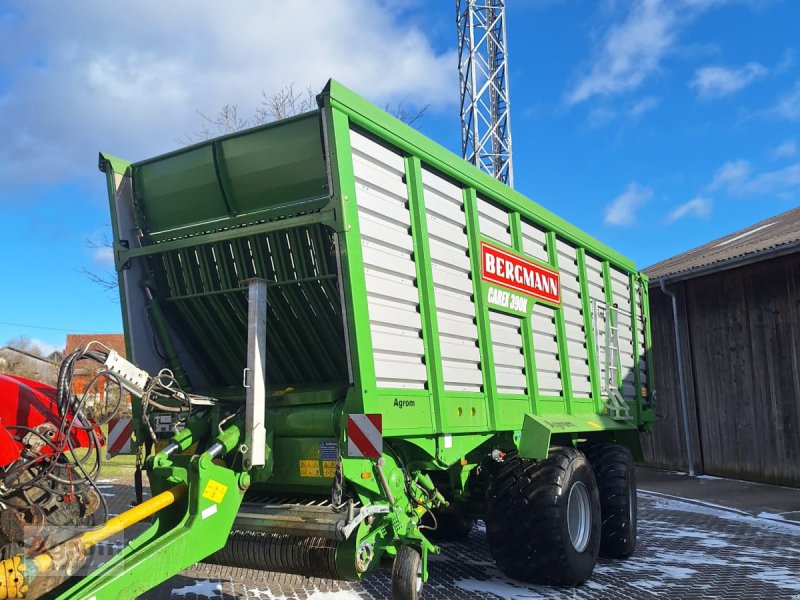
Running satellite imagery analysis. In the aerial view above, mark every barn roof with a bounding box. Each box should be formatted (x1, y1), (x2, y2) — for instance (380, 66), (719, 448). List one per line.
(644, 206), (800, 282)
(0, 346), (59, 366)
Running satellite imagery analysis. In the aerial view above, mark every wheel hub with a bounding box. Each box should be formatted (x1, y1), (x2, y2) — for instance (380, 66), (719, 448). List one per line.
(567, 481), (591, 552)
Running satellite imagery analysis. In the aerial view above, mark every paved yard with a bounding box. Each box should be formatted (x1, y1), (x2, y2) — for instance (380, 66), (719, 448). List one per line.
(79, 481), (800, 599)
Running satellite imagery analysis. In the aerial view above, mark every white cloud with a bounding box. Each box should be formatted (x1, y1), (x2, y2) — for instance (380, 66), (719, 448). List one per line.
(773, 139), (798, 159)
(29, 338), (60, 356)
(568, 0), (678, 105)
(604, 183), (653, 226)
(775, 48), (796, 74)
(0, 1), (456, 188)
(667, 196), (713, 223)
(708, 159), (800, 197)
(772, 80), (800, 121)
(566, 0), (728, 105)
(708, 159), (751, 190)
(690, 62), (767, 99)
(92, 246), (114, 266)
(586, 96), (659, 127)
(629, 96), (661, 118)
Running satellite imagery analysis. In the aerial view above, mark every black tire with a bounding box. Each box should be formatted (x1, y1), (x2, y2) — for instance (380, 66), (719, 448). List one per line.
(583, 442), (637, 558)
(427, 511), (475, 542)
(486, 446), (601, 586)
(391, 545), (424, 600)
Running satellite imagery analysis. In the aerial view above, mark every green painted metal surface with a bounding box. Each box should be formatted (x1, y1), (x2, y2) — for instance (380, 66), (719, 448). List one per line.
(132, 113), (329, 242)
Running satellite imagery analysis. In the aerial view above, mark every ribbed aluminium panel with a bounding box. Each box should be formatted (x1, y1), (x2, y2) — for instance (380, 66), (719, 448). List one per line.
(584, 253), (607, 389)
(531, 303), (563, 396)
(489, 310), (526, 395)
(350, 129), (426, 390)
(556, 239), (592, 398)
(422, 167), (482, 392)
(477, 196), (512, 245)
(636, 281), (648, 389)
(520, 219), (549, 263)
(610, 267), (636, 400)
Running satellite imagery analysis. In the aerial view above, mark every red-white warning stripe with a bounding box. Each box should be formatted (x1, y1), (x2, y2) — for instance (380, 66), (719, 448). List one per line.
(347, 414), (382, 458)
(106, 417), (132, 459)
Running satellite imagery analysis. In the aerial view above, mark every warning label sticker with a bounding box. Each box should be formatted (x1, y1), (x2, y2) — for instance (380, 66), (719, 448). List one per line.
(299, 460), (321, 478)
(202, 480), (228, 504)
(322, 460), (337, 478)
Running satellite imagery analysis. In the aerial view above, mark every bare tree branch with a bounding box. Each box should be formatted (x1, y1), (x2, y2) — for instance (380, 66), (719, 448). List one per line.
(78, 266), (119, 293)
(254, 84), (317, 124)
(385, 102), (430, 128)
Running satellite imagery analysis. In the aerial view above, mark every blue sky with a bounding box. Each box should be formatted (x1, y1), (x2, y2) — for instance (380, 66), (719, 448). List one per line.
(0, 0), (798, 353)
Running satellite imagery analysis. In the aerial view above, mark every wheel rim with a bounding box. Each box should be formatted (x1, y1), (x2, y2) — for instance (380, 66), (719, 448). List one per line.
(567, 481), (591, 552)
(415, 557), (423, 593)
(629, 479), (636, 528)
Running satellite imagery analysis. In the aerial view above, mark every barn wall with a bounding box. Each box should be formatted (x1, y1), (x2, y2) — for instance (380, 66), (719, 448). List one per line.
(641, 283), (704, 474)
(644, 252), (800, 487)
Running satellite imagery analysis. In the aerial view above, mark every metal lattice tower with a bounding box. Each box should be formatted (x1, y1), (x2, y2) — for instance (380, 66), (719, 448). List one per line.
(457, 0), (513, 187)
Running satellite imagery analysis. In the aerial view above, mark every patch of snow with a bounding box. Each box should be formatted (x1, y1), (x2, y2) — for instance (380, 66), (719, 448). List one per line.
(648, 526), (727, 542)
(641, 492), (800, 535)
(641, 490), (752, 517)
(654, 550), (730, 568)
(651, 564), (697, 579)
(583, 580), (610, 592)
(748, 568), (800, 592)
(170, 579), (223, 598)
(757, 511), (793, 523)
(631, 579), (667, 591)
(96, 484), (115, 490)
(453, 578), (547, 599)
(697, 537), (729, 548)
(243, 587), (357, 600)
(244, 588), (285, 600)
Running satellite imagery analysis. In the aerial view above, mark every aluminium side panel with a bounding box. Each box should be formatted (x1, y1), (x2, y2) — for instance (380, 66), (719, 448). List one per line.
(488, 311), (527, 395)
(521, 220), (564, 398)
(531, 303), (563, 397)
(636, 279), (649, 395)
(477, 197), (513, 246)
(556, 239), (592, 399)
(520, 219), (549, 264)
(585, 253), (608, 392)
(421, 168), (483, 393)
(609, 267), (637, 400)
(349, 129), (427, 391)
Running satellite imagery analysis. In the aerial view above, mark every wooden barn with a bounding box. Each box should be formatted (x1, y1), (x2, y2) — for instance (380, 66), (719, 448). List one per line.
(642, 206), (800, 487)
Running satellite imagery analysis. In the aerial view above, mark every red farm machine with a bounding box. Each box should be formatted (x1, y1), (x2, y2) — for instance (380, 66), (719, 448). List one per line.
(0, 367), (106, 559)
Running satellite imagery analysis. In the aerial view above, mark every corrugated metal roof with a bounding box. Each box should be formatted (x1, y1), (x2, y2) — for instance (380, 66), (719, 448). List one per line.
(644, 206), (800, 281)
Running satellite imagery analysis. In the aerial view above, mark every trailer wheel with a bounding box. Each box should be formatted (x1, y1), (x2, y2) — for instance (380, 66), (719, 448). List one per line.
(486, 446), (601, 585)
(582, 442), (637, 558)
(391, 545), (424, 600)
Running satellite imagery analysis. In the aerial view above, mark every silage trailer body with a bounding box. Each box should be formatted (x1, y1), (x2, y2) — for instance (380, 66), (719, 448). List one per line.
(55, 80), (654, 598)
